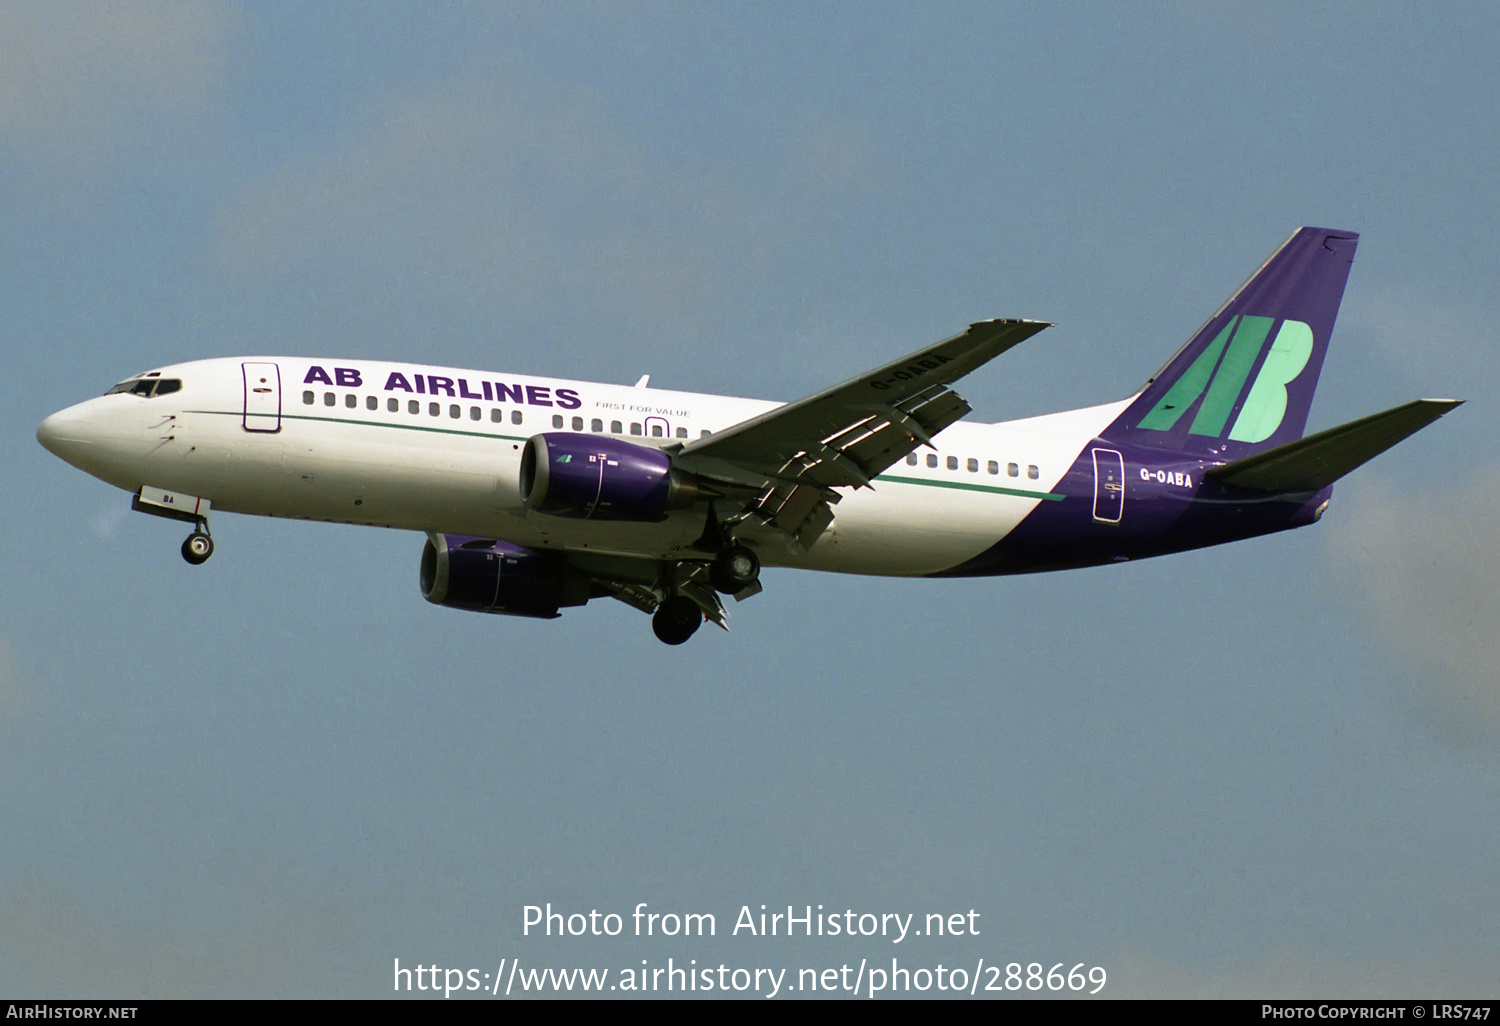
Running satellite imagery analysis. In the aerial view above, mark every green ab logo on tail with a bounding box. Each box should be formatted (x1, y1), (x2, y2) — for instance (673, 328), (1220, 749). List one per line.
(1136, 315), (1314, 443)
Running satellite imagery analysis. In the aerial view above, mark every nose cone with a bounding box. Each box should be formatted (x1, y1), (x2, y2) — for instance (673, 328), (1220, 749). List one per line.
(37, 402), (99, 467)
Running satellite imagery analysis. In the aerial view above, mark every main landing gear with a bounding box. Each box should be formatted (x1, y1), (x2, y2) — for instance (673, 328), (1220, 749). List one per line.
(710, 544), (760, 595)
(652, 595), (703, 645)
(694, 507), (762, 599)
(181, 527), (214, 565)
(648, 544), (761, 645)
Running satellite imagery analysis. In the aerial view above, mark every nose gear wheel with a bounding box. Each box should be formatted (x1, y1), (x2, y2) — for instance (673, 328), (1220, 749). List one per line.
(181, 530), (214, 565)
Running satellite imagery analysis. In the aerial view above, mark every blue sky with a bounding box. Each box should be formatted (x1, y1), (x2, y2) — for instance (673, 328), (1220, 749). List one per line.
(4, 1), (1498, 997)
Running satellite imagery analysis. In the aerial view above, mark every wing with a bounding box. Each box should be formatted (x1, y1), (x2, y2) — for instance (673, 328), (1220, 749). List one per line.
(674, 318), (1050, 549)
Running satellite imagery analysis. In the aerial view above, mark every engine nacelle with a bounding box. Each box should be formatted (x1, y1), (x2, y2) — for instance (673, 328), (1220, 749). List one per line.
(419, 534), (589, 619)
(519, 432), (700, 521)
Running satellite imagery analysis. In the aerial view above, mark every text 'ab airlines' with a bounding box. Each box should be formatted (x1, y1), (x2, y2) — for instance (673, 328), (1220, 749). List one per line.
(39, 228), (1460, 644)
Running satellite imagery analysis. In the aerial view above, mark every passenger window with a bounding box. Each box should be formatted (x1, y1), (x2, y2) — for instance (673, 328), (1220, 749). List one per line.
(366, 395), (377, 410)
(946, 456), (958, 470)
(612, 421), (623, 434)
(1028, 465), (1039, 479)
(651, 424), (663, 437)
(511, 410), (522, 425)
(490, 408), (501, 422)
(906, 453), (918, 466)
(572, 417), (584, 431)
(409, 400), (420, 414)
(592, 418), (603, 432)
(345, 394), (357, 408)
(967, 458), (978, 472)
(324, 392), (335, 406)
(926, 454), (938, 468)
(700, 429), (711, 438)
(470, 407), (481, 421)
(429, 402), (440, 416)
(388, 398), (398, 412)
(676, 427), (687, 438)
(1007, 463), (1019, 477)
(988, 460), (999, 475)
(630, 423), (642, 436)
(303, 391), (314, 405)
(552, 415), (564, 429)
(449, 404), (460, 419)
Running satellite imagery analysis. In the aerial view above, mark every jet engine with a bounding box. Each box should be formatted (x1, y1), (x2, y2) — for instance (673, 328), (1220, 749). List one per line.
(419, 534), (589, 618)
(519, 432), (699, 521)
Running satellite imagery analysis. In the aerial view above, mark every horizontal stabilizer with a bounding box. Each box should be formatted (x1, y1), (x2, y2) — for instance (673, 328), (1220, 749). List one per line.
(1206, 398), (1463, 491)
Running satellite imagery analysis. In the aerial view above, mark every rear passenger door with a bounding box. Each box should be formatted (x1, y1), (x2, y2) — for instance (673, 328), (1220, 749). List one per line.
(1091, 447), (1124, 523)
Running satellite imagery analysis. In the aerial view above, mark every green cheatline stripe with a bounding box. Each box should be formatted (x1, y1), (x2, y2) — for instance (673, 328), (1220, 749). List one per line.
(195, 408), (1063, 501)
(875, 473), (1063, 501)
(190, 408), (530, 443)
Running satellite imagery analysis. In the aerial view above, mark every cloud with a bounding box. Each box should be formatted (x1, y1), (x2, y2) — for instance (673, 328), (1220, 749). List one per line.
(0, 0), (239, 210)
(210, 73), (784, 344)
(1341, 285), (1496, 404)
(91, 503), (131, 540)
(784, 114), (888, 196)
(206, 66), (902, 376)
(1332, 469), (1500, 737)
(0, 876), (355, 998)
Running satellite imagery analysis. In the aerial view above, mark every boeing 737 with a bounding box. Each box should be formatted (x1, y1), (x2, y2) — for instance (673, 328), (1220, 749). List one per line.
(37, 227), (1460, 643)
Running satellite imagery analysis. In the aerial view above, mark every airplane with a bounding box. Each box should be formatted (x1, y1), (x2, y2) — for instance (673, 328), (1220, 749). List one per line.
(36, 227), (1461, 644)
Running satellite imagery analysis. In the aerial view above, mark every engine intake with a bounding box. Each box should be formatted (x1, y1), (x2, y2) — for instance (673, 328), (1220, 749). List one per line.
(420, 534), (589, 619)
(519, 433), (699, 521)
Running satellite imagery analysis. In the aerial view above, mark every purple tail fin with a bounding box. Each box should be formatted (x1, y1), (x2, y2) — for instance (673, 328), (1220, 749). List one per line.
(1104, 227), (1358, 458)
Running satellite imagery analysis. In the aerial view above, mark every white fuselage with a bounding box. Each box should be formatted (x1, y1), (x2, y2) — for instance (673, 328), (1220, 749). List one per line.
(38, 356), (1132, 576)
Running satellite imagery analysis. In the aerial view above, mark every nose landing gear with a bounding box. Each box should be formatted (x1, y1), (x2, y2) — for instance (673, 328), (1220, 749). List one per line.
(181, 527), (214, 565)
(129, 487), (216, 566)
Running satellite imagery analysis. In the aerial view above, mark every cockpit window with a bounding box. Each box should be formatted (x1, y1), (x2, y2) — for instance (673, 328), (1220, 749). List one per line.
(104, 379), (155, 396)
(105, 377), (182, 398)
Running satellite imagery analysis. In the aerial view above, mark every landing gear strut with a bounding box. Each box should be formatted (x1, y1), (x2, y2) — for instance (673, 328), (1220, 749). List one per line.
(130, 489), (217, 566)
(652, 595), (703, 645)
(710, 544), (760, 595)
(181, 525), (214, 565)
